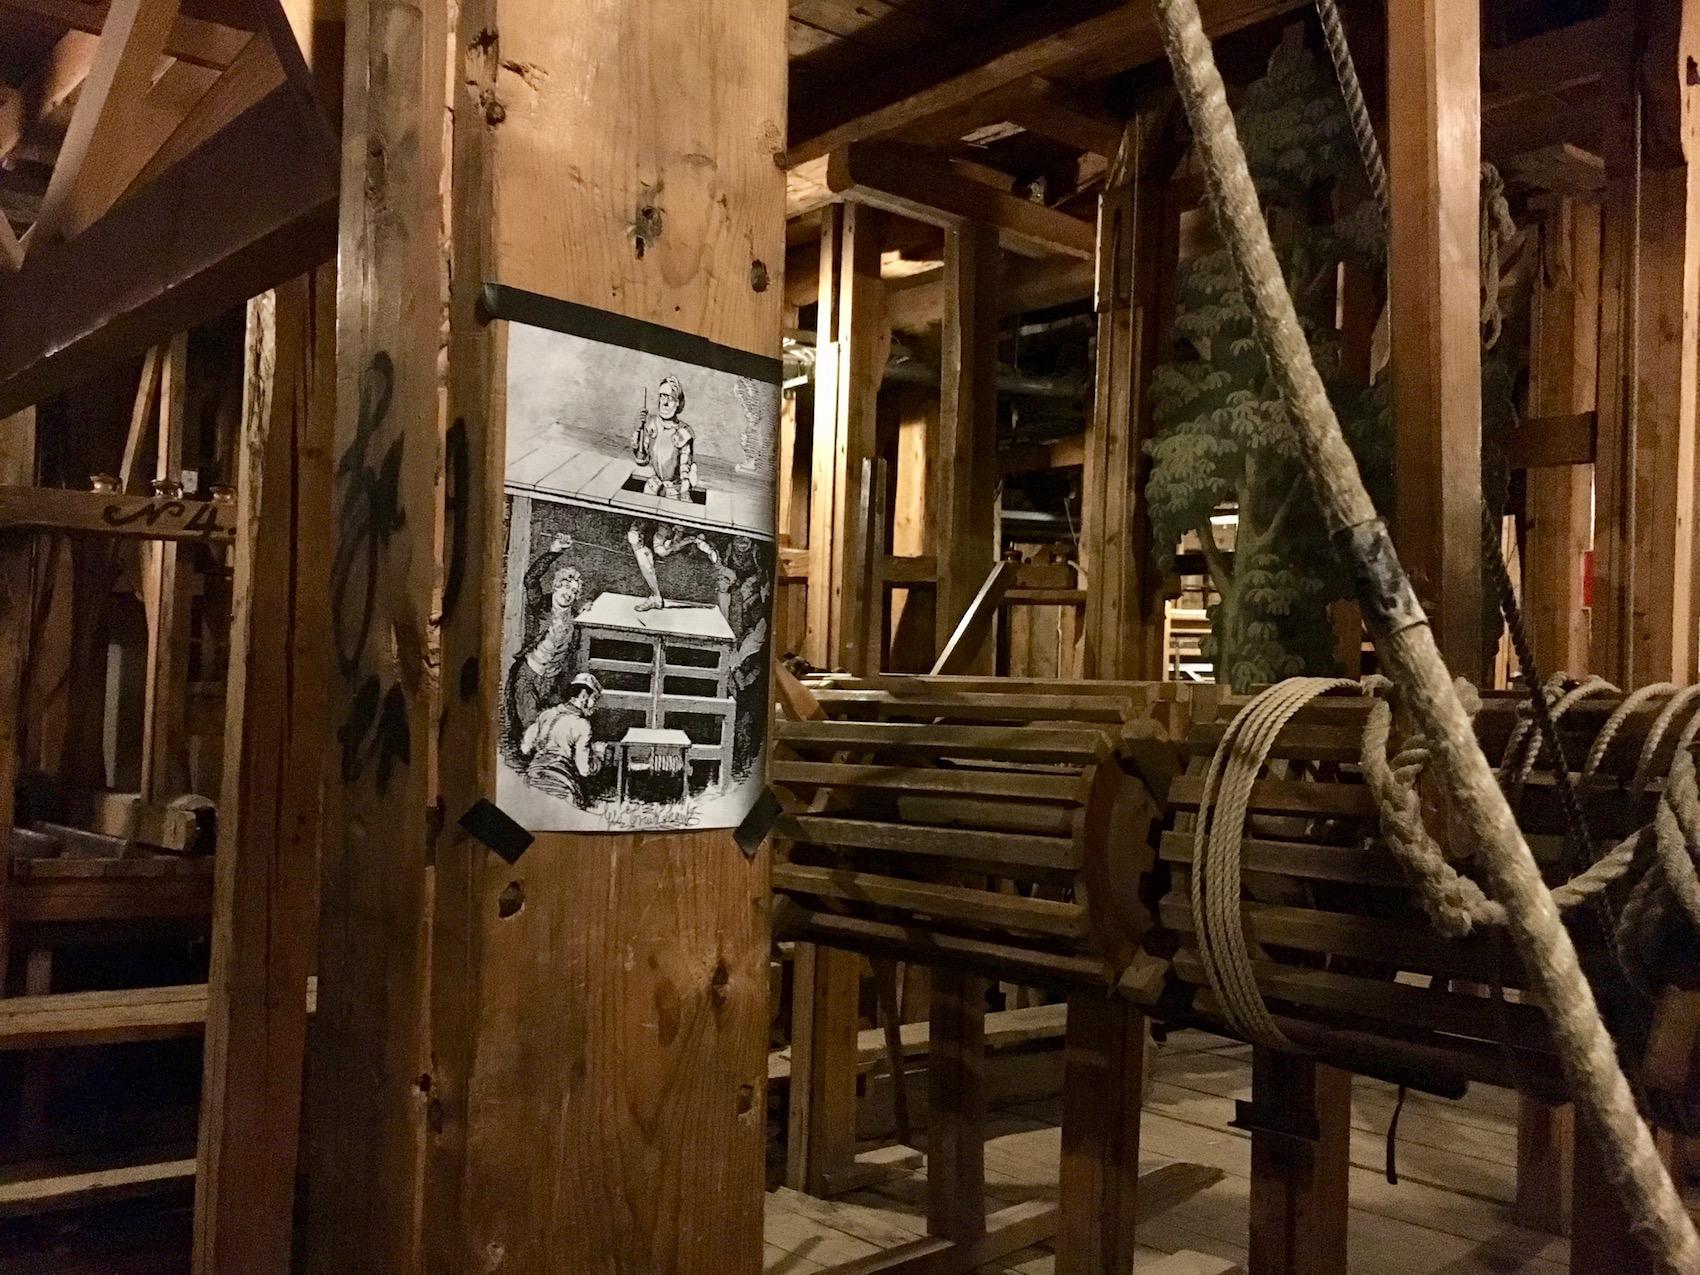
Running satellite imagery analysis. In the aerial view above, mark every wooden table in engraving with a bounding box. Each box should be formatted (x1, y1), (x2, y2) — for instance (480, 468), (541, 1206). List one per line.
(574, 592), (735, 787)
(616, 727), (693, 808)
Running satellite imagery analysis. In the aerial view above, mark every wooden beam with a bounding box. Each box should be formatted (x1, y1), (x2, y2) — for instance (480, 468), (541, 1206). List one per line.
(192, 271), (332, 1275)
(1591, 0), (1700, 687)
(926, 968), (987, 1243)
(0, 30), (98, 163)
(0, 486), (235, 539)
(931, 559), (1017, 676)
(1001, 433), (1085, 474)
(0, 80), (337, 418)
(0, 408), (34, 992)
(121, 31), (286, 204)
(30, 0), (185, 247)
(139, 330), (189, 800)
(1501, 412), (1596, 469)
(784, 0), (1300, 168)
(302, 0), (444, 1264)
(0, 0), (248, 68)
(1387, 0), (1484, 681)
(1080, 117), (1170, 680)
(1521, 200), (1600, 680)
(1006, 80), (1123, 158)
(1245, 1051), (1351, 1275)
(886, 252), (1093, 331)
(932, 220), (1000, 671)
(1056, 994), (1145, 1275)
(827, 142), (1094, 259)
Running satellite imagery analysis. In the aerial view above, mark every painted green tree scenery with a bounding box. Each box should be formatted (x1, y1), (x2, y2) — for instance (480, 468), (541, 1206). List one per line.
(1145, 27), (1391, 691)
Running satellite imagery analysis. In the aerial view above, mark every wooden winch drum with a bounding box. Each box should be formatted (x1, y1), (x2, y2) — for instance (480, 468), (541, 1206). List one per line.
(1152, 686), (1700, 1100)
(770, 680), (1172, 991)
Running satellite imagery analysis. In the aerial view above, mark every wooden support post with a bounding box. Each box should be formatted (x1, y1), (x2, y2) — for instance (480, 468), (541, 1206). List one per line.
(194, 271), (333, 1275)
(1516, 1096), (1574, 1236)
(0, 407), (33, 990)
(139, 330), (190, 799)
(926, 968), (987, 1244)
(787, 942), (864, 1196)
(1245, 1050), (1350, 1275)
(1081, 116), (1170, 681)
(934, 221), (998, 668)
(1523, 198), (1600, 678)
(1591, 0), (1700, 687)
(303, 0), (446, 1264)
(1387, 0), (1485, 682)
(887, 384), (936, 672)
(1057, 994), (1146, 1275)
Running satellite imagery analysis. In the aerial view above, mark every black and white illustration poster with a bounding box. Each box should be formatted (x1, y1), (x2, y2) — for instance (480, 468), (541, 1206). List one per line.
(491, 288), (779, 833)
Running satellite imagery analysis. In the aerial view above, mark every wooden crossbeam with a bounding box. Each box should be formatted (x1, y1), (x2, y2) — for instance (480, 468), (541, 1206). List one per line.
(0, 29), (99, 163)
(30, 0), (186, 247)
(784, 0), (1301, 167)
(1005, 80), (1123, 158)
(0, 0), (248, 68)
(0, 81), (336, 417)
(827, 142), (1094, 260)
(0, 486), (235, 540)
(887, 253), (1093, 331)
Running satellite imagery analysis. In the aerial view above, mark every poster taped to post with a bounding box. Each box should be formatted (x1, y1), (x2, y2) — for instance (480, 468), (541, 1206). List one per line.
(487, 286), (779, 834)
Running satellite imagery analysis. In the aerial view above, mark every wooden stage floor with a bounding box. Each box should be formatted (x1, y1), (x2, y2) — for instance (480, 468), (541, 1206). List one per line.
(765, 1029), (1570, 1275)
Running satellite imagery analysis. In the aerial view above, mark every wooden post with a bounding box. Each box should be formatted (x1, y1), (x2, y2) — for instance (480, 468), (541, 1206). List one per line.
(195, 272), (334, 1275)
(304, 0), (446, 1263)
(927, 968), (987, 1244)
(934, 220), (999, 667)
(1386, 0), (1484, 681)
(1523, 198), (1600, 678)
(1245, 1050), (1350, 1275)
(1591, 0), (1700, 688)
(1057, 994), (1146, 1275)
(0, 407), (33, 989)
(1081, 115), (1171, 681)
(139, 330), (190, 799)
(786, 942), (864, 1196)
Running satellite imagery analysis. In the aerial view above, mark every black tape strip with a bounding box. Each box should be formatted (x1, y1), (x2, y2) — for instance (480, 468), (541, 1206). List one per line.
(734, 786), (784, 859)
(478, 284), (783, 386)
(1334, 519), (1428, 639)
(459, 798), (534, 865)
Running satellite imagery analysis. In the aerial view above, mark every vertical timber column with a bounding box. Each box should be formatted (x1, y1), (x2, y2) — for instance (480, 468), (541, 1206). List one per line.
(1592, 0), (1700, 688)
(934, 220), (998, 664)
(306, 0), (446, 1267)
(0, 409), (33, 986)
(1523, 199), (1600, 678)
(1387, 0), (1484, 682)
(442, 1), (785, 1272)
(1056, 994), (1146, 1275)
(1082, 117), (1169, 681)
(1246, 1051), (1350, 1275)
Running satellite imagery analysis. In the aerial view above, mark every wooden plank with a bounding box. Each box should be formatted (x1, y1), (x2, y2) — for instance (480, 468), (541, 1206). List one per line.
(193, 268), (333, 1275)
(1157, 830), (1410, 888)
(0, 80), (338, 419)
(780, 907), (1109, 987)
(1006, 80), (1123, 159)
(927, 967), (986, 1242)
(886, 252), (1093, 332)
(1514, 1096), (1573, 1236)
(770, 760), (1082, 801)
(0, 979), (315, 1050)
(1057, 994), (1145, 1275)
(0, 486), (235, 540)
(1500, 412), (1596, 470)
(788, 941), (866, 1196)
(930, 560), (1017, 676)
(0, 0), (249, 68)
(773, 863), (1090, 938)
(0, 30), (98, 162)
(0, 1157), (197, 1215)
(827, 142), (1094, 259)
(1387, 0), (1484, 681)
(1245, 1050), (1350, 1275)
(780, 814), (1080, 872)
(29, 0), (185, 246)
(774, 719), (1109, 763)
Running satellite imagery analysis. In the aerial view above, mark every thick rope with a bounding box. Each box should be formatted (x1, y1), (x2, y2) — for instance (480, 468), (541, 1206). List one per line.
(1150, 2), (1700, 1266)
(1191, 678), (1357, 1046)
(1312, 0), (1386, 217)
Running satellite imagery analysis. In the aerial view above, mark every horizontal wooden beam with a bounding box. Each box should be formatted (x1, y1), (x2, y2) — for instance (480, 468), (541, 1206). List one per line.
(887, 252), (1094, 330)
(0, 83), (335, 417)
(778, 547), (937, 585)
(1005, 80), (1123, 158)
(1001, 433), (1085, 473)
(827, 143), (1094, 258)
(1502, 411), (1596, 469)
(0, 0), (248, 68)
(0, 487), (236, 540)
(785, 0), (1300, 167)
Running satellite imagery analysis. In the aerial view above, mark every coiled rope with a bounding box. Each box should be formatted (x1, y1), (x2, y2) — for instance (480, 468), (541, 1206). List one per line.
(1153, 0), (1700, 1264)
